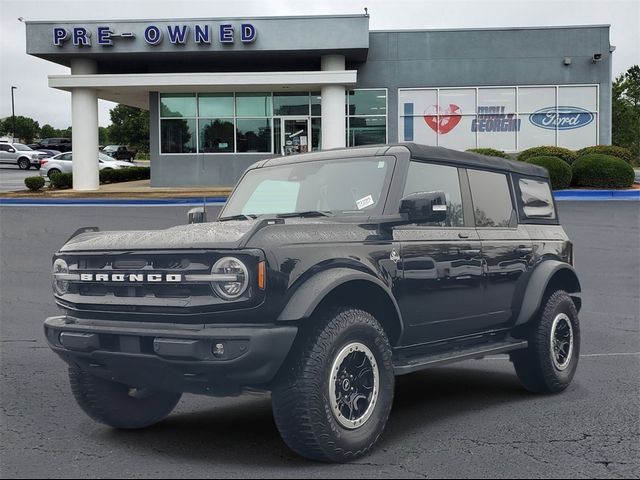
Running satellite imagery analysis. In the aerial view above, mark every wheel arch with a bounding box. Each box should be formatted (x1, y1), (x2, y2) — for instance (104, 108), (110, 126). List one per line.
(514, 260), (581, 327)
(277, 268), (404, 346)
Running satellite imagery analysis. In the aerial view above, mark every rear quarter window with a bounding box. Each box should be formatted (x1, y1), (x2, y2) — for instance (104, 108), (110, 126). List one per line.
(518, 177), (557, 221)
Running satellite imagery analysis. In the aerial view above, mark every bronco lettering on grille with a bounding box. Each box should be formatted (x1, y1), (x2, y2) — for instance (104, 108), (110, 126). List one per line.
(79, 273), (183, 282)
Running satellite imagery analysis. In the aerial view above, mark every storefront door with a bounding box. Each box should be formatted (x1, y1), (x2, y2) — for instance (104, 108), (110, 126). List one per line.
(274, 117), (310, 156)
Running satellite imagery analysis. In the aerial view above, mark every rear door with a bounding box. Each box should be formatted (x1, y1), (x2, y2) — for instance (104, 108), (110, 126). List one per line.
(466, 169), (533, 328)
(0, 144), (15, 164)
(394, 161), (484, 345)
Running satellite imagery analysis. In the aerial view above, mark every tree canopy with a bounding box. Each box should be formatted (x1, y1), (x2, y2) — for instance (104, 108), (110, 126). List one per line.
(612, 65), (640, 160)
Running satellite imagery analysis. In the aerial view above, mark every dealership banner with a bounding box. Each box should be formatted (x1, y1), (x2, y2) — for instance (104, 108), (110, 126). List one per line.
(399, 85), (598, 151)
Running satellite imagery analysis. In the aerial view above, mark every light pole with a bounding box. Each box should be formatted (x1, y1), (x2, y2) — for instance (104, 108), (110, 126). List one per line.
(11, 86), (17, 142)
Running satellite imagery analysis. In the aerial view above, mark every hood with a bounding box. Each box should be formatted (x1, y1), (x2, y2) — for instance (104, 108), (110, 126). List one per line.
(60, 220), (256, 252)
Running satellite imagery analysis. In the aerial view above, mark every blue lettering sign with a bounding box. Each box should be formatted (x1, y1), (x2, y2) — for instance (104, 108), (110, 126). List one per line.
(241, 24), (256, 43)
(144, 25), (163, 45)
(73, 27), (91, 47)
(97, 26), (113, 46)
(194, 24), (210, 44)
(529, 106), (594, 130)
(167, 25), (189, 44)
(219, 24), (234, 43)
(472, 106), (521, 132)
(53, 27), (69, 46)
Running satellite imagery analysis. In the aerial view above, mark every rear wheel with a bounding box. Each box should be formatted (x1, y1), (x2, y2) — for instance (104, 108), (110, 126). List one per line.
(272, 307), (395, 462)
(47, 168), (61, 179)
(18, 158), (30, 170)
(511, 290), (580, 393)
(68, 366), (182, 429)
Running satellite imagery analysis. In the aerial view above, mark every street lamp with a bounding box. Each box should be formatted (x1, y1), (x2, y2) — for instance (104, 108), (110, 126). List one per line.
(11, 86), (17, 142)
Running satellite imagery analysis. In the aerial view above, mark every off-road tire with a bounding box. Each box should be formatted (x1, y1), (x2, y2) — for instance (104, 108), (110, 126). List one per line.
(511, 290), (580, 393)
(68, 366), (182, 429)
(272, 307), (395, 463)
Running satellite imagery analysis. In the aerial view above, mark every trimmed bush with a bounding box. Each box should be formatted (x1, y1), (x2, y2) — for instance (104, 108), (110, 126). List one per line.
(518, 146), (578, 165)
(49, 172), (73, 189)
(576, 145), (637, 166)
(466, 148), (510, 159)
(99, 166), (150, 184)
(572, 154), (635, 188)
(24, 176), (45, 191)
(525, 156), (573, 190)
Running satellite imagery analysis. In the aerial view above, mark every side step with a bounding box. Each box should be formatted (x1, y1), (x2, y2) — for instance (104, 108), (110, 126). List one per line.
(393, 339), (528, 376)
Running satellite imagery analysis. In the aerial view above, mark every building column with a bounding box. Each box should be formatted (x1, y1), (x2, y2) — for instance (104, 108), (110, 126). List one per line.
(320, 55), (346, 150)
(70, 59), (99, 190)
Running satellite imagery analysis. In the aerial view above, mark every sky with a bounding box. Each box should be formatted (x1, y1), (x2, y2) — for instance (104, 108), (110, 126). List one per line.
(0, 0), (638, 129)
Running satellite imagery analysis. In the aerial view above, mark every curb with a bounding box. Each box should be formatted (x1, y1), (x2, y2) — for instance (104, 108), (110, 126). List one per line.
(0, 197), (228, 206)
(553, 190), (640, 201)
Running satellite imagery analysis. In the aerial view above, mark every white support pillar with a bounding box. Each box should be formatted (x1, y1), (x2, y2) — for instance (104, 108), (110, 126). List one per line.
(70, 59), (99, 190)
(320, 55), (346, 150)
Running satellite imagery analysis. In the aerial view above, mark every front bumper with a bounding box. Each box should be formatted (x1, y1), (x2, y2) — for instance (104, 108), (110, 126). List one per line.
(44, 316), (298, 396)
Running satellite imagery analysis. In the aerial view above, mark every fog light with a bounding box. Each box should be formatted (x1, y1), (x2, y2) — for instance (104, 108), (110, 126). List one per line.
(213, 343), (225, 357)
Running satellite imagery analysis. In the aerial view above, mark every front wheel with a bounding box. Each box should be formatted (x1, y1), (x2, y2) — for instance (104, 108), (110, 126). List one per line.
(68, 366), (182, 429)
(511, 290), (580, 393)
(18, 158), (31, 170)
(272, 307), (395, 462)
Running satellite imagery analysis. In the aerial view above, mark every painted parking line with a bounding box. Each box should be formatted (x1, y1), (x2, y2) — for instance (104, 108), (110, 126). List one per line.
(554, 190), (640, 201)
(0, 197), (228, 206)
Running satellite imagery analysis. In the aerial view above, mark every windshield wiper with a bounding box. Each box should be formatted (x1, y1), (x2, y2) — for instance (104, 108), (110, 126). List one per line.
(218, 214), (258, 221)
(276, 211), (333, 218)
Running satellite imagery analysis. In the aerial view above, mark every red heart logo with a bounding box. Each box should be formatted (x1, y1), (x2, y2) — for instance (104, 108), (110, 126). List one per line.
(424, 104), (462, 134)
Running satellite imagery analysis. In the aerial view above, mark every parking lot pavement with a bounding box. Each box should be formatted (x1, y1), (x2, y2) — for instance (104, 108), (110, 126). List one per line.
(0, 202), (638, 478)
(0, 166), (39, 192)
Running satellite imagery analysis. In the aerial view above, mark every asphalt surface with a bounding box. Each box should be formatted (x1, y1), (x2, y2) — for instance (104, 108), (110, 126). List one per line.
(1, 202), (638, 478)
(0, 166), (39, 192)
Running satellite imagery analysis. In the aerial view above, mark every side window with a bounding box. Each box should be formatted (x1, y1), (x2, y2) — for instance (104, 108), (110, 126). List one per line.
(59, 153), (72, 161)
(467, 169), (515, 227)
(403, 161), (464, 227)
(519, 178), (556, 219)
(0, 144), (11, 152)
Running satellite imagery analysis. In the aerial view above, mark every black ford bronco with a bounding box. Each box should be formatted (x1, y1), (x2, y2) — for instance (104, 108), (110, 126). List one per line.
(45, 144), (581, 462)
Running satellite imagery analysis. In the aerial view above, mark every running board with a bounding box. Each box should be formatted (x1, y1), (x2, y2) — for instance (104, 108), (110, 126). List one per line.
(393, 339), (528, 376)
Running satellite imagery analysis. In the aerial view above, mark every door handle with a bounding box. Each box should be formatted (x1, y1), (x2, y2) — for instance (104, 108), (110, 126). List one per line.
(515, 247), (533, 254)
(458, 233), (469, 239)
(460, 249), (481, 256)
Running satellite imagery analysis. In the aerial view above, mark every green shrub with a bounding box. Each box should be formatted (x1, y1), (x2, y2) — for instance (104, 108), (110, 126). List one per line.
(466, 148), (510, 159)
(49, 172), (73, 189)
(99, 167), (150, 184)
(525, 156), (573, 190)
(24, 176), (45, 191)
(571, 154), (635, 188)
(518, 146), (578, 165)
(576, 145), (637, 166)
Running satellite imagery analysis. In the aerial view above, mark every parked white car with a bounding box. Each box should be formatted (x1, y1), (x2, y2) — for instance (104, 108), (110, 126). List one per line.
(40, 152), (134, 178)
(0, 141), (49, 170)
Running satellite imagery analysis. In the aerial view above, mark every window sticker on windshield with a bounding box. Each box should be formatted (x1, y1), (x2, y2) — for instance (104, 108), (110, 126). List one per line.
(356, 195), (375, 210)
(378, 161), (386, 169)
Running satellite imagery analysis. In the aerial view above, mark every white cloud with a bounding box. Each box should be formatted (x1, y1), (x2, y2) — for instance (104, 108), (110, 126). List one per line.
(1, 0), (638, 128)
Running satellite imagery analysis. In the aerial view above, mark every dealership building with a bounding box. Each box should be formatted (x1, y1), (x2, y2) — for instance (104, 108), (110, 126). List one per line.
(25, 15), (613, 190)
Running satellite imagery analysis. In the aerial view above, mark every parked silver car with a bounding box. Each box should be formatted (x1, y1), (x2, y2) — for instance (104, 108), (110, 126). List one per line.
(40, 152), (135, 178)
(0, 141), (48, 170)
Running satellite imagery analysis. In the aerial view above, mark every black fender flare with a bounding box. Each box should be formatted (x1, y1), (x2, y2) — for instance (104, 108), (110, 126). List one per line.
(514, 260), (581, 326)
(276, 267), (404, 338)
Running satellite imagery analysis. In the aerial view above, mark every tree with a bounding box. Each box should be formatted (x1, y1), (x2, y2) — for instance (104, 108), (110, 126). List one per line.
(612, 65), (640, 161)
(98, 126), (111, 145)
(0, 115), (40, 143)
(40, 124), (57, 139)
(108, 105), (149, 152)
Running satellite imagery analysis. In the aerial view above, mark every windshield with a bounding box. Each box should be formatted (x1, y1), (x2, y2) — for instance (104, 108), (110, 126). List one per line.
(14, 143), (32, 151)
(103, 145), (118, 152)
(99, 153), (114, 162)
(221, 156), (395, 218)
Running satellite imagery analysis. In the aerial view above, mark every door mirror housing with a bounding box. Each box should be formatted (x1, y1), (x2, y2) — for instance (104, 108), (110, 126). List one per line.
(188, 207), (206, 224)
(400, 191), (448, 224)
(8, 148), (15, 153)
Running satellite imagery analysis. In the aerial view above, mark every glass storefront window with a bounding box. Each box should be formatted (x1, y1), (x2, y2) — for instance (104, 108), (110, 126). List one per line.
(199, 94), (234, 117)
(236, 118), (272, 153)
(161, 118), (197, 153)
(347, 90), (387, 116)
(160, 94), (197, 118)
(312, 118), (322, 151)
(199, 119), (234, 153)
(274, 93), (310, 116)
(348, 116), (386, 146)
(236, 93), (272, 117)
(311, 92), (322, 116)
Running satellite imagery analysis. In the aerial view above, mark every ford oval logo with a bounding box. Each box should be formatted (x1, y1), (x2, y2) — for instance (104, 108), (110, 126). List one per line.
(529, 106), (594, 130)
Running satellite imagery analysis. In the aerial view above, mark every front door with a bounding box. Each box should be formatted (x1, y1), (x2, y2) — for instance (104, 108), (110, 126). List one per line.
(274, 117), (310, 156)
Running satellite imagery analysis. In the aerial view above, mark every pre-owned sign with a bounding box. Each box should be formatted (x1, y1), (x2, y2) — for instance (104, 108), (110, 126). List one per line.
(52, 23), (257, 47)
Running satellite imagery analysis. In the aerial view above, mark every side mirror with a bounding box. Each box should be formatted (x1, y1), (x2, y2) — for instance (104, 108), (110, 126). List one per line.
(188, 207), (206, 224)
(400, 191), (448, 224)
(8, 148), (15, 153)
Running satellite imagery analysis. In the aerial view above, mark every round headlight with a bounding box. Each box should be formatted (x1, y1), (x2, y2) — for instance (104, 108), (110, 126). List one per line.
(211, 257), (249, 300)
(52, 258), (70, 295)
